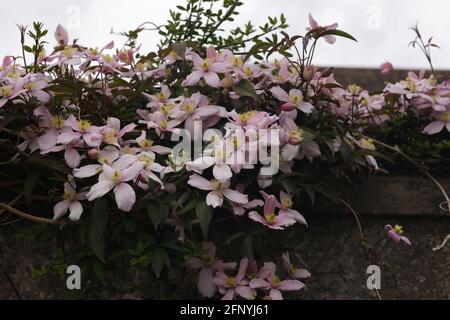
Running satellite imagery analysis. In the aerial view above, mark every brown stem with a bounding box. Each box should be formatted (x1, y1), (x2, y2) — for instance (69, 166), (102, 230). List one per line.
(0, 203), (77, 226)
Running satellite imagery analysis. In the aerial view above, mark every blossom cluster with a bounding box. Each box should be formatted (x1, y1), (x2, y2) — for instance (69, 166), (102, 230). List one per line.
(0, 16), (420, 298)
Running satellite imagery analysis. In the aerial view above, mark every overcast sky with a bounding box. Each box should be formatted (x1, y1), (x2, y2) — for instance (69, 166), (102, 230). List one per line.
(1, 0), (449, 70)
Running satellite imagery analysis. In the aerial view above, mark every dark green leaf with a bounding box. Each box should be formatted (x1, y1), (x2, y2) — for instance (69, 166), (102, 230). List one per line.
(195, 202), (212, 239)
(233, 79), (257, 100)
(88, 198), (108, 263)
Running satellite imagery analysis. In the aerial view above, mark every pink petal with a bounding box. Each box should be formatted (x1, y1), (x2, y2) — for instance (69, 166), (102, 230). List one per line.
(203, 72), (221, 88)
(235, 285), (256, 300)
(68, 201), (83, 221)
(423, 121), (445, 135)
(73, 164), (102, 178)
(264, 195), (277, 215)
(86, 180), (115, 201)
(65, 147), (81, 168)
(270, 86), (290, 102)
(249, 278), (270, 289)
(278, 279), (305, 291)
(206, 191), (223, 208)
(53, 200), (70, 219)
(114, 183), (136, 212)
(197, 268), (216, 298)
(222, 189), (248, 204)
(213, 164), (232, 181)
(182, 71), (203, 86)
(121, 162), (144, 182)
(269, 288), (283, 300)
(187, 174), (213, 191)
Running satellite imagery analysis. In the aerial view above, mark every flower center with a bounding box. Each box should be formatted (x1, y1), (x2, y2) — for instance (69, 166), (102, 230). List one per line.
(271, 275), (281, 287)
(51, 116), (65, 128)
(138, 154), (154, 167)
(437, 111), (450, 122)
(226, 277), (236, 287)
(77, 120), (91, 132)
(0, 85), (12, 98)
(394, 225), (404, 235)
(289, 93), (303, 104)
(62, 46), (78, 58)
(139, 138), (153, 149)
(63, 190), (76, 201)
(238, 111), (256, 124)
(360, 138), (375, 150)
(112, 170), (122, 184)
(265, 213), (276, 224)
(183, 102), (196, 113)
(159, 119), (168, 130)
(288, 128), (304, 145)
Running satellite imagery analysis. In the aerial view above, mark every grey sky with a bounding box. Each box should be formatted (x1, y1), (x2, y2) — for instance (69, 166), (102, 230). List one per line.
(1, 0), (449, 69)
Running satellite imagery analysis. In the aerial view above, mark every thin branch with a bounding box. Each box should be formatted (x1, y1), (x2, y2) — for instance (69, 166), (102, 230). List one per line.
(0, 203), (77, 226)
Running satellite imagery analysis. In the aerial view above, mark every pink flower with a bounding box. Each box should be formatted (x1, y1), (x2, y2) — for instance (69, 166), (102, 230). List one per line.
(213, 258), (256, 300)
(0, 82), (27, 108)
(270, 86), (314, 114)
(187, 174), (248, 208)
(53, 177), (86, 221)
(307, 14), (338, 44)
(281, 252), (311, 280)
(144, 111), (183, 136)
(172, 92), (226, 136)
(102, 117), (136, 147)
(33, 106), (65, 151)
(379, 61), (394, 75)
(142, 85), (180, 110)
(182, 49), (230, 88)
(423, 109), (450, 135)
(86, 162), (144, 212)
(227, 110), (277, 129)
(58, 115), (103, 147)
(248, 195), (296, 230)
(73, 146), (123, 178)
(384, 224), (411, 245)
(185, 242), (236, 298)
(249, 273), (305, 300)
(42, 137), (84, 168)
(54, 24), (69, 45)
(230, 184), (264, 216)
(135, 130), (172, 155)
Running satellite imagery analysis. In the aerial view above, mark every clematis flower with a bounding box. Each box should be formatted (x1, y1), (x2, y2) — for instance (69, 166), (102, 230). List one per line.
(227, 110), (277, 130)
(423, 109), (450, 135)
(182, 48), (230, 88)
(53, 176), (86, 221)
(172, 92), (225, 135)
(54, 24), (69, 46)
(42, 137), (84, 168)
(249, 273), (305, 300)
(86, 162), (144, 212)
(58, 115), (103, 147)
(187, 174), (248, 208)
(33, 106), (65, 151)
(213, 258), (256, 300)
(307, 14), (338, 44)
(379, 61), (394, 75)
(135, 152), (165, 188)
(248, 195), (296, 230)
(384, 224), (411, 245)
(73, 146), (121, 178)
(0, 82), (26, 108)
(281, 252), (311, 280)
(135, 130), (172, 155)
(102, 117), (136, 147)
(270, 86), (314, 114)
(142, 85), (180, 110)
(230, 184), (264, 216)
(185, 242), (236, 298)
(144, 111), (183, 136)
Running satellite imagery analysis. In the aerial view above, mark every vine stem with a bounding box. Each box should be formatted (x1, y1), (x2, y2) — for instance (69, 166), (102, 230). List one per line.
(0, 203), (77, 226)
(362, 135), (450, 213)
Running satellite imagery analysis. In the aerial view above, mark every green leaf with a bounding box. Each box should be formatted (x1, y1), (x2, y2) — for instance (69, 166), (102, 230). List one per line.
(176, 198), (200, 216)
(195, 202), (212, 239)
(147, 204), (169, 230)
(242, 236), (254, 260)
(88, 198), (108, 263)
(150, 248), (169, 278)
(319, 29), (357, 42)
(233, 79), (257, 100)
(24, 171), (39, 206)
